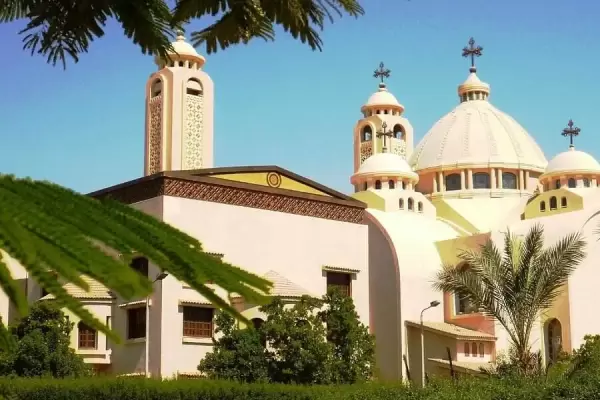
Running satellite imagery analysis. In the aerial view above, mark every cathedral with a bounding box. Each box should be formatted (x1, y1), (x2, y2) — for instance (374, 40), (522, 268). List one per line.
(2, 34), (600, 382)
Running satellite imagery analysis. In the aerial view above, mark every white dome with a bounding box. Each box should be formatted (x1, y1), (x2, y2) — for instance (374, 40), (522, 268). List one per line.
(356, 153), (417, 179)
(410, 100), (547, 171)
(544, 147), (600, 175)
(362, 84), (403, 111)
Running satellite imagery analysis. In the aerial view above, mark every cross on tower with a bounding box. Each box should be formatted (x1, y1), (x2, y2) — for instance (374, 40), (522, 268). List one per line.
(462, 37), (483, 70)
(373, 62), (391, 84)
(561, 119), (581, 147)
(376, 122), (394, 151)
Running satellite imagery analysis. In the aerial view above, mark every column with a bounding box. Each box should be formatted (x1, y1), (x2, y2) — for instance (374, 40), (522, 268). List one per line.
(467, 169), (473, 189)
(497, 168), (503, 189)
(524, 171), (530, 190)
(407, 182), (413, 190)
(438, 172), (444, 192)
(491, 168), (496, 190)
(519, 170), (524, 191)
(433, 176), (438, 193)
(460, 169), (466, 190)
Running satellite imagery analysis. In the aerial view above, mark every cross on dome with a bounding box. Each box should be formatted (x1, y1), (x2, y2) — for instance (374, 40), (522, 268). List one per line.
(561, 119), (581, 148)
(462, 37), (483, 73)
(373, 62), (391, 88)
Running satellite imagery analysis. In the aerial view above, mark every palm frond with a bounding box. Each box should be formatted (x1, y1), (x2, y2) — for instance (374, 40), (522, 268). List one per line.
(0, 0), (28, 21)
(433, 223), (586, 372)
(0, 174), (272, 347)
(173, 0), (365, 54)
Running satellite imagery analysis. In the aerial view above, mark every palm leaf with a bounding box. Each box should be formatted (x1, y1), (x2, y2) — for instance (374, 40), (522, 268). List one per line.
(0, 174), (272, 347)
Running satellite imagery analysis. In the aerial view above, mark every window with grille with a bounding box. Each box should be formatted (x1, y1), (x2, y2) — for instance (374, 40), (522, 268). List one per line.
(183, 307), (214, 338)
(127, 307), (146, 339)
(326, 272), (351, 296)
(78, 322), (97, 349)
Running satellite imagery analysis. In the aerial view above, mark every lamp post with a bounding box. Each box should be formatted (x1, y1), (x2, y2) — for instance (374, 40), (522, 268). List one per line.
(420, 300), (440, 387)
(145, 272), (168, 378)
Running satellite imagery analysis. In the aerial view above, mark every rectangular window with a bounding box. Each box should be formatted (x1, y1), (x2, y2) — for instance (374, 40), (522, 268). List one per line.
(106, 316), (112, 350)
(127, 307), (146, 339)
(326, 272), (352, 296)
(130, 257), (149, 278)
(182, 306), (214, 338)
(78, 322), (97, 349)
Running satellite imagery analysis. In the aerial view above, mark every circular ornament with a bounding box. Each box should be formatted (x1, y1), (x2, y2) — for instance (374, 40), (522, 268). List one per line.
(266, 172), (282, 188)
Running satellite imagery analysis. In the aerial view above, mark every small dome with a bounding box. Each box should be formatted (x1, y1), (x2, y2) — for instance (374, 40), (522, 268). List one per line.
(458, 71), (490, 98)
(410, 100), (547, 172)
(362, 83), (404, 112)
(544, 147), (600, 175)
(156, 32), (206, 67)
(356, 153), (417, 179)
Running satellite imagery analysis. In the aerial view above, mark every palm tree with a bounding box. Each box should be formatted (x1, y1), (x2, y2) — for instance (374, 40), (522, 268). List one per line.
(434, 224), (586, 374)
(1, 0), (364, 67)
(0, 0), (364, 347)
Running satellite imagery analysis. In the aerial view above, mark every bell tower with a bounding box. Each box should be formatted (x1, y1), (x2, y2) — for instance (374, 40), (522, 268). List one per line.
(353, 62), (414, 174)
(144, 32), (214, 175)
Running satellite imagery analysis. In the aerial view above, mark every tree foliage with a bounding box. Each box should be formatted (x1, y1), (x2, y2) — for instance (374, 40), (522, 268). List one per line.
(0, 301), (90, 377)
(1, 0), (364, 68)
(198, 289), (375, 384)
(0, 175), (272, 348)
(434, 224), (586, 375)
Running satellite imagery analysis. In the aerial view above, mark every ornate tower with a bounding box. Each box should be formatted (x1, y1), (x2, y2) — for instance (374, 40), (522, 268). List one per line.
(353, 62), (414, 174)
(144, 32), (214, 176)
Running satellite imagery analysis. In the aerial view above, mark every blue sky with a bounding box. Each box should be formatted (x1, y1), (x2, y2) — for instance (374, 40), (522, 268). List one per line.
(1, 0), (599, 194)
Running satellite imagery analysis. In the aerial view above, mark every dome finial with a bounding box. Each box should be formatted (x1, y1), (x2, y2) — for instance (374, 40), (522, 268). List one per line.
(175, 28), (186, 41)
(373, 62), (391, 88)
(462, 37), (483, 73)
(561, 119), (581, 149)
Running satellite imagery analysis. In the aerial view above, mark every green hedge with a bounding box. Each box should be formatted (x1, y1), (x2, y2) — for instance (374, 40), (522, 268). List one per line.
(0, 376), (595, 400)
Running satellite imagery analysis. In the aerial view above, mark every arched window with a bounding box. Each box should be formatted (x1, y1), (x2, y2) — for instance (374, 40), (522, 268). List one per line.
(361, 125), (372, 142)
(402, 181), (406, 190)
(583, 178), (590, 187)
(388, 180), (395, 189)
(363, 182), (368, 191)
(547, 319), (562, 363)
(568, 178), (576, 188)
(375, 180), (382, 189)
(130, 257), (149, 278)
(418, 202), (423, 212)
(393, 124), (405, 140)
(472, 342), (478, 357)
(464, 342), (470, 357)
(186, 79), (203, 96)
(549, 196), (557, 210)
(555, 179), (561, 189)
(502, 172), (517, 189)
(407, 198), (414, 210)
(251, 318), (264, 330)
(540, 201), (546, 212)
(473, 173), (491, 189)
(479, 343), (484, 358)
(399, 199), (404, 209)
(445, 174), (461, 191)
(151, 79), (162, 97)
(561, 197), (567, 208)
(78, 322), (97, 349)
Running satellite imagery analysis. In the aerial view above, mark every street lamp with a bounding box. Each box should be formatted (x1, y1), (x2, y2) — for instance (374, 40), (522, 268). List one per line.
(145, 272), (168, 378)
(420, 300), (440, 387)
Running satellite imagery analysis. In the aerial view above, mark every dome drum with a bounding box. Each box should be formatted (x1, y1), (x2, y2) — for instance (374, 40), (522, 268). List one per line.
(352, 153), (418, 193)
(418, 166), (536, 198)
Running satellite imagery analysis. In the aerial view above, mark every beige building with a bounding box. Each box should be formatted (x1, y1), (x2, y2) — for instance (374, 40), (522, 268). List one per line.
(3, 36), (600, 383)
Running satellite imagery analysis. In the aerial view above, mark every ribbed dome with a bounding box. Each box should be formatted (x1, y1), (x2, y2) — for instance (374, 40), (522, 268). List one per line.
(544, 147), (600, 175)
(410, 100), (547, 172)
(356, 153), (417, 179)
(362, 83), (404, 112)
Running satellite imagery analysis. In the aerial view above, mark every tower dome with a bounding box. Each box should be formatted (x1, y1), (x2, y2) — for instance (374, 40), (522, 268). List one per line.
(351, 152), (418, 191)
(155, 31), (206, 69)
(540, 120), (600, 190)
(361, 63), (404, 115)
(409, 38), (547, 197)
